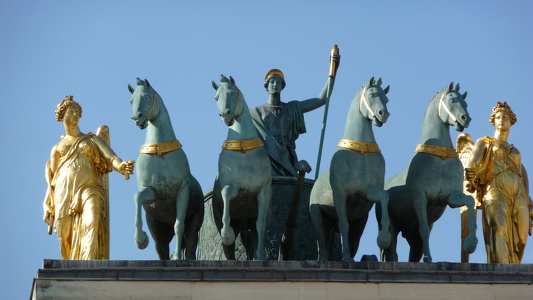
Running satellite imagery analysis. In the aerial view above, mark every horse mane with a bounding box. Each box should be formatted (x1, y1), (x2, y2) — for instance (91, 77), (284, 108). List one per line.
(423, 85), (448, 119)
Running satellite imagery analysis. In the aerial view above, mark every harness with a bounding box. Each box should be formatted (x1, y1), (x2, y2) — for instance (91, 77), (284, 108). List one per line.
(140, 140), (182, 155)
(415, 144), (458, 160)
(337, 139), (381, 154)
(222, 138), (264, 152)
(359, 87), (378, 119)
(138, 89), (181, 156)
(437, 92), (458, 123)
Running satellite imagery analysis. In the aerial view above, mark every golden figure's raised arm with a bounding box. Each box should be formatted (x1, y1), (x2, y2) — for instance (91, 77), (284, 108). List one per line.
(91, 134), (134, 179)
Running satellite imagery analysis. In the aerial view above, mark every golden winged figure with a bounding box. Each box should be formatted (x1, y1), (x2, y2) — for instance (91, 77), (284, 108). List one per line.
(43, 96), (134, 260)
(457, 102), (532, 263)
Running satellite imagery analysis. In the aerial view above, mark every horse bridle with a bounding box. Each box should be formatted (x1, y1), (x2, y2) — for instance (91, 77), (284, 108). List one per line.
(359, 87), (377, 119)
(437, 91), (458, 123)
(232, 88), (243, 119)
(145, 88), (160, 121)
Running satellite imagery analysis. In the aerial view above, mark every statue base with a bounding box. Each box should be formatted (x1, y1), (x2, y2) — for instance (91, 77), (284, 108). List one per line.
(198, 176), (341, 261)
(31, 260), (532, 299)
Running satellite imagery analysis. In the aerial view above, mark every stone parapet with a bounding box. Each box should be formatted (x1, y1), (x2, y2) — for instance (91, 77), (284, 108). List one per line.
(31, 260), (533, 300)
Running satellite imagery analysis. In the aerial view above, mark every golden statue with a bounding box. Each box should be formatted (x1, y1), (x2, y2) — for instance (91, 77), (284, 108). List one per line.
(43, 96), (134, 260)
(459, 102), (532, 263)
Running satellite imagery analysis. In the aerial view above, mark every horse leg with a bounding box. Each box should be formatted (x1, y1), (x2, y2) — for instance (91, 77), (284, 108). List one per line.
(220, 185), (237, 245)
(133, 187), (153, 249)
(406, 229), (424, 262)
(170, 182), (190, 260)
(254, 184), (271, 260)
(412, 191), (432, 262)
(380, 222), (399, 262)
(310, 203), (330, 261)
(368, 187), (391, 249)
(184, 204), (203, 260)
(331, 185), (353, 262)
(449, 191), (478, 254)
(348, 216), (368, 259)
(145, 215), (173, 260)
(223, 243), (237, 260)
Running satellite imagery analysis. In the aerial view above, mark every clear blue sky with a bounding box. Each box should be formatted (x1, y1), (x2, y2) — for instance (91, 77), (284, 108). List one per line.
(2, 1), (532, 298)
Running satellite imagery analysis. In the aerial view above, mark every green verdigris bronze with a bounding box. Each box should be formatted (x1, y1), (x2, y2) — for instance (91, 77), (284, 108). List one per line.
(128, 78), (204, 260)
(250, 62), (338, 176)
(211, 75), (272, 260)
(310, 77), (391, 262)
(379, 83), (477, 262)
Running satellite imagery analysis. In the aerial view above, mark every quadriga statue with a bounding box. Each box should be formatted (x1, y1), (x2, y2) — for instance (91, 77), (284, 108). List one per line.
(309, 77), (391, 262)
(379, 83), (478, 262)
(458, 102), (532, 263)
(198, 46), (342, 261)
(128, 78), (204, 260)
(43, 96), (135, 260)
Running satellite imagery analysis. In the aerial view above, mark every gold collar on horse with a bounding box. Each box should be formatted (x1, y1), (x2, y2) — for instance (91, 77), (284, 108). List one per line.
(337, 139), (381, 154)
(222, 138), (264, 152)
(140, 140), (182, 155)
(415, 144), (458, 159)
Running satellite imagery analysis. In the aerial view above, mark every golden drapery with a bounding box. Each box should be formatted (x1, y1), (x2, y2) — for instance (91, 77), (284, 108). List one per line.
(473, 137), (529, 263)
(45, 134), (111, 260)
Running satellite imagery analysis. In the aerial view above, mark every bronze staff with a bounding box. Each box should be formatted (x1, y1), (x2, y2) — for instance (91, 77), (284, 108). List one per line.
(315, 44), (340, 180)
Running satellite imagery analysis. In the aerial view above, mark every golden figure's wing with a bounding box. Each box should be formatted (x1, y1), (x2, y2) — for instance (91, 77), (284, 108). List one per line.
(521, 164), (533, 235)
(456, 132), (477, 262)
(96, 125), (110, 259)
(457, 132), (475, 168)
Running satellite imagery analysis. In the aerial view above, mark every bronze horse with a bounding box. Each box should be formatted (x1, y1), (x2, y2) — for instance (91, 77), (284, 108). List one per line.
(211, 75), (272, 260)
(310, 77), (391, 261)
(128, 78), (204, 260)
(379, 83), (477, 262)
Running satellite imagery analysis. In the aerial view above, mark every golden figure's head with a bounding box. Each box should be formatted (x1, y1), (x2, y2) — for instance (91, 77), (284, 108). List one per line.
(490, 101), (516, 126)
(55, 95), (82, 122)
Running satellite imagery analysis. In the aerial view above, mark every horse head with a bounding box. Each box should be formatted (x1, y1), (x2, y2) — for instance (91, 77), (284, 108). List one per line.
(436, 82), (470, 132)
(212, 75), (244, 127)
(359, 77), (390, 127)
(128, 78), (160, 129)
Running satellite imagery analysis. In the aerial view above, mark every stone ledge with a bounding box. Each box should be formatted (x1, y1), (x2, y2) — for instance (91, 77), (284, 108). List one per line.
(31, 260), (533, 300)
(36, 260), (533, 284)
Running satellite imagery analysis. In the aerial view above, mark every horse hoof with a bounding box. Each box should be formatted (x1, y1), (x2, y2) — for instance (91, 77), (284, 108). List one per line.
(318, 256), (328, 262)
(423, 255), (432, 263)
(318, 251), (329, 262)
(221, 235), (235, 246)
(170, 252), (181, 260)
(135, 231), (149, 249)
(342, 255), (355, 262)
(463, 235), (478, 254)
(221, 227), (235, 245)
(253, 255), (266, 261)
(377, 231), (392, 249)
